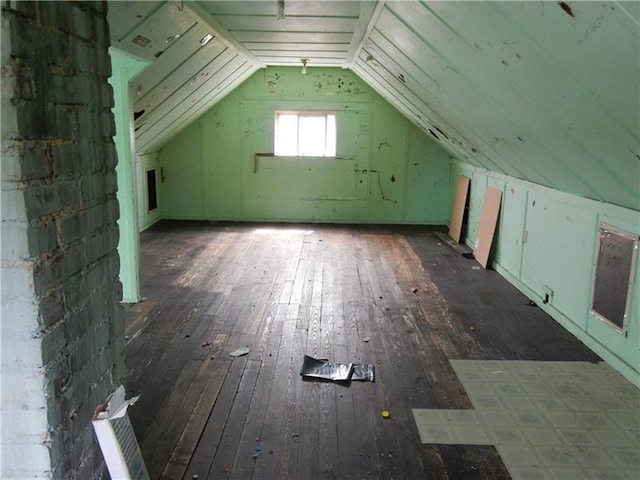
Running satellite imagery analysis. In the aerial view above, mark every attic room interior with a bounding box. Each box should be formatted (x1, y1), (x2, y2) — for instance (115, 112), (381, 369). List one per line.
(1, 1), (639, 479)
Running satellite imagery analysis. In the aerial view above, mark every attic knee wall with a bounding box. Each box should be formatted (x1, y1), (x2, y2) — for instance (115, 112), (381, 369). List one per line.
(1, 1), (124, 479)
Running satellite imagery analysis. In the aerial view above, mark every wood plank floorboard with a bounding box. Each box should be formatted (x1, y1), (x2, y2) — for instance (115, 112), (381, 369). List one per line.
(123, 221), (601, 480)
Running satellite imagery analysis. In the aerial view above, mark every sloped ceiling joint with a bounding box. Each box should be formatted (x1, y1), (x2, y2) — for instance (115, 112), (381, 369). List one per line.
(185, 1), (265, 68)
(343, 0), (386, 68)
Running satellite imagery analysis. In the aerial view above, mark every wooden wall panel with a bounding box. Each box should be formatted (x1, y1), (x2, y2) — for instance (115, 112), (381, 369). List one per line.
(474, 186), (502, 268)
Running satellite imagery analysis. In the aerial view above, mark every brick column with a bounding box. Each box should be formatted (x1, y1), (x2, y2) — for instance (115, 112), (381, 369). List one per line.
(1, 2), (125, 478)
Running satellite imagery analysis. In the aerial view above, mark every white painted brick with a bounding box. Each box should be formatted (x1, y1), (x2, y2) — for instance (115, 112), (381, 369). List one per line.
(0, 372), (47, 410)
(0, 299), (40, 335)
(0, 220), (30, 259)
(1, 408), (48, 439)
(1, 334), (45, 376)
(0, 186), (28, 222)
(0, 266), (36, 302)
(0, 140), (21, 180)
(0, 443), (52, 478)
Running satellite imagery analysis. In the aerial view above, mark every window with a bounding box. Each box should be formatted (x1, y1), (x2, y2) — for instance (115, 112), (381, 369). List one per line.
(274, 110), (336, 157)
(590, 223), (637, 334)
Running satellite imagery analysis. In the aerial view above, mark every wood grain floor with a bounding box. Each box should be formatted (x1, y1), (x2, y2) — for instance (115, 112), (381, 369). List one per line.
(123, 221), (600, 480)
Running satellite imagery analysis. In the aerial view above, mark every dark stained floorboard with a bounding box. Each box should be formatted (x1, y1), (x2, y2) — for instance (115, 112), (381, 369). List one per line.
(123, 221), (601, 480)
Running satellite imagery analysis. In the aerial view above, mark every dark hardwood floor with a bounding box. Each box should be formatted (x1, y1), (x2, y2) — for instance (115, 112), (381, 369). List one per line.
(123, 221), (600, 480)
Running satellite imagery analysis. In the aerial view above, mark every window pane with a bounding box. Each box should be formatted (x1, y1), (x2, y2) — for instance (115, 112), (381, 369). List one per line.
(275, 114), (298, 155)
(298, 116), (326, 156)
(274, 111), (337, 157)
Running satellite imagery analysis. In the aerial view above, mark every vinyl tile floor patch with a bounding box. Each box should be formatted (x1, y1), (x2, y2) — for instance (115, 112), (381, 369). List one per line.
(413, 360), (640, 480)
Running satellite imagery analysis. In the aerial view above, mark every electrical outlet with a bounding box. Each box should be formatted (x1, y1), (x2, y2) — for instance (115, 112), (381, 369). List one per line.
(542, 285), (553, 305)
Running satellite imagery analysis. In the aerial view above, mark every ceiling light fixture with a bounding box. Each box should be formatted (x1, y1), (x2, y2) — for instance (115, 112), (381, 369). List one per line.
(200, 33), (214, 46)
(301, 58), (309, 75)
(277, 0), (285, 20)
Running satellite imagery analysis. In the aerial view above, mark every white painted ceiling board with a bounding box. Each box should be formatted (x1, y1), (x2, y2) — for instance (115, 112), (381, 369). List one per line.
(119, 1), (198, 61)
(134, 41), (229, 116)
(231, 31), (354, 44)
(136, 56), (256, 152)
(358, 33), (519, 178)
(185, 1), (265, 66)
(352, 57), (487, 171)
(252, 50), (349, 59)
(108, 1), (164, 44)
(135, 47), (239, 139)
(217, 16), (358, 33)
(196, 0), (364, 67)
(130, 23), (211, 99)
(424, 1), (636, 204)
(137, 62), (259, 154)
(171, 63), (258, 122)
(257, 57), (344, 66)
(355, 48), (582, 196)
(106, 0), (639, 210)
(243, 42), (350, 52)
(494, 1), (640, 132)
(201, 1), (363, 17)
(374, 2), (621, 202)
(360, 26), (552, 186)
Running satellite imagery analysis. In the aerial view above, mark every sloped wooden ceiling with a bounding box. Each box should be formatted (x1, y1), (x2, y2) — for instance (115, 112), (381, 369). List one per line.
(108, 1), (640, 211)
(352, 1), (640, 211)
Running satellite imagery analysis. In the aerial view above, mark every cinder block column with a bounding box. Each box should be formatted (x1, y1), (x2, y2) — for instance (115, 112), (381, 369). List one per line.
(1, 2), (125, 479)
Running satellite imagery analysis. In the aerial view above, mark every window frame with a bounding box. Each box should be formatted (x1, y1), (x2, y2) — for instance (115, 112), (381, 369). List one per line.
(273, 109), (337, 158)
(589, 222), (638, 335)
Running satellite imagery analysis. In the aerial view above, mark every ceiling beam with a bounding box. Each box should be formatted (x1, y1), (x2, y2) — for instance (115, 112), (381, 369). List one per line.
(184, 1), (265, 68)
(343, 0), (386, 69)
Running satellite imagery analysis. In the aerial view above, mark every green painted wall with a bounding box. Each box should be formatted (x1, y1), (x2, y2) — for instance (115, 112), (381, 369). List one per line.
(109, 48), (149, 303)
(158, 67), (452, 224)
(451, 161), (640, 387)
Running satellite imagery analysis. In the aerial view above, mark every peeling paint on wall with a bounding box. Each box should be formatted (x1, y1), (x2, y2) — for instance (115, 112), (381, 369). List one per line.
(558, 2), (575, 18)
(577, 15), (608, 45)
